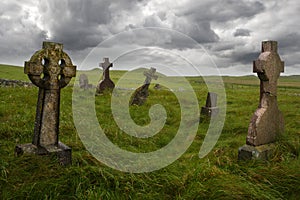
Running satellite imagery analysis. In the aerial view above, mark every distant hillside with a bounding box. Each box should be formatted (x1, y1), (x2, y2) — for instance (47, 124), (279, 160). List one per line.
(0, 64), (299, 88)
(0, 64), (28, 81)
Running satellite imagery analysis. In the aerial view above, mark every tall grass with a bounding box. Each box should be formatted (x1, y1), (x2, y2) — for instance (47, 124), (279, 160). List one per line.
(0, 65), (299, 199)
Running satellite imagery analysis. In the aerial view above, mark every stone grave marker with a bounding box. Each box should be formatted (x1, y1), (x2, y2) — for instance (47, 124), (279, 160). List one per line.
(200, 92), (219, 118)
(96, 57), (115, 94)
(238, 41), (284, 160)
(131, 67), (158, 106)
(79, 73), (92, 89)
(15, 41), (76, 165)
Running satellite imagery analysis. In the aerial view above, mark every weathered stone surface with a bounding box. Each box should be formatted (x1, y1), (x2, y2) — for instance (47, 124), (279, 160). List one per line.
(15, 142), (72, 166)
(238, 144), (275, 160)
(96, 58), (115, 93)
(131, 67), (158, 106)
(247, 41), (284, 146)
(238, 41), (284, 161)
(15, 41), (76, 165)
(201, 92), (219, 118)
(79, 74), (93, 89)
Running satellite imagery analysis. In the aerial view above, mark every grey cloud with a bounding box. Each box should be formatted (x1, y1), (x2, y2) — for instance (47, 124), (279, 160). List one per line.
(210, 43), (236, 52)
(178, 0), (265, 23)
(0, 1), (47, 63)
(0, 0), (299, 75)
(39, 0), (149, 51)
(142, 14), (219, 48)
(234, 29), (251, 37)
(157, 11), (167, 21)
(276, 32), (300, 52)
(186, 21), (219, 43)
(232, 52), (259, 64)
(40, 0), (112, 50)
(143, 14), (165, 27)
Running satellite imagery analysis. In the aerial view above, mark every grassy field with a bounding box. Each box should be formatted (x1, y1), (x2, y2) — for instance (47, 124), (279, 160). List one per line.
(0, 64), (299, 199)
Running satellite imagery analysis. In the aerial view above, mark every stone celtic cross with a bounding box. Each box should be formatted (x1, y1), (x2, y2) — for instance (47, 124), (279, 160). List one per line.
(96, 57), (115, 94)
(15, 42), (76, 165)
(239, 41), (284, 160)
(248, 41), (284, 146)
(131, 67), (158, 106)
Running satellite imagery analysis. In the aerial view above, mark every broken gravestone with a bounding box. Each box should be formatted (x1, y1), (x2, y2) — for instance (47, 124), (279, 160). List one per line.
(200, 92), (219, 118)
(238, 41), (284, 160)
(15, 42), (76, 165)
(96, 58), (115, 94)
(131, 67), (158, 106)
(79, 73), (92, 89)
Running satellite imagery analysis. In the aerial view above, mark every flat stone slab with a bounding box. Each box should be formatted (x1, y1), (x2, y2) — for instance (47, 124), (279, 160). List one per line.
(200, 92), (219, 118)
(201, 107), (219, 117)
(238, 143), (275, 160)
(15, 142), (72, 166)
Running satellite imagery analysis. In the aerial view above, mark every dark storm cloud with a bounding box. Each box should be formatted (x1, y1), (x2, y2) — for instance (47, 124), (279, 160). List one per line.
(232, 52), (259, 65)
(178, 0), (265, 23)
(0, 1), (47, 63)
(0, 0), (300, 75)
(143, 14), (219, 47)
(276, 32), (300, 52)
(233, 29), (251, 37)
(40, 0), (149, 50)
(40, 0), (111, 50)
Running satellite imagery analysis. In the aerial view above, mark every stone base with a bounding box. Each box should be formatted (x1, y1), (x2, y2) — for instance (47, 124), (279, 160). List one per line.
(238, 143), (275, 160)
(200, 107), (219, 118)
(15, 142), (72, 166)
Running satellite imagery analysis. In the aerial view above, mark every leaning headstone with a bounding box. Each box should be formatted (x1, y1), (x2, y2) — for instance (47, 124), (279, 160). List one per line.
(79, 74), (92, 89)
(15, 41), (76, 165)
(131, 67), (158, 105)
(96, 58), (115, 94)
(238, 41), (284, 160)
(200, 92), (219, 118)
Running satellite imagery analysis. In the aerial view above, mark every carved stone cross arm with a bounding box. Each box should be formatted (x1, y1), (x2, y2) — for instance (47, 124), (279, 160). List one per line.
(143, 68), (158, 84)
(24, 42), (76, 90)
(253, 41), (284, 97)
(100, 57), (113, 71)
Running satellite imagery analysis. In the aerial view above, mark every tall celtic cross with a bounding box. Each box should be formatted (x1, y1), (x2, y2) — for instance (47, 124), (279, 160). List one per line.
(247, 41), (284, 146)
(96, 57), (115, 94)
(239, 41), (284, 160)
(15, 42), (76, 165)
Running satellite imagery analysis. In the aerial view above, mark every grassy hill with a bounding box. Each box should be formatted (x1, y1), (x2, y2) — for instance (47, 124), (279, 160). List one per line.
(0, 64), (28, 81)
(1, 64), (299, 88)
(0, 64), (299, 199)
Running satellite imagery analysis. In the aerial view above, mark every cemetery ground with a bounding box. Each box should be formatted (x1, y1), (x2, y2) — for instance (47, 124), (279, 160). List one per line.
(0, 64), (299, 199)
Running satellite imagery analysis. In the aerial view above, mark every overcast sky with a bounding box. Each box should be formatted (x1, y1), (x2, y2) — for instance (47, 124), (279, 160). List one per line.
(0, 0), (299, 76)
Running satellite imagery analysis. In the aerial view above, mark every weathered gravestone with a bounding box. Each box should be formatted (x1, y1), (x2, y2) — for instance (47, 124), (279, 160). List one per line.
(131, 67), (158, 106)
(15, 42), (76, 165)
(238, 41), (284, 160)
(96, 58), (115, 94)
(79, 73), (92, 89)
(200, 92), (219, 118)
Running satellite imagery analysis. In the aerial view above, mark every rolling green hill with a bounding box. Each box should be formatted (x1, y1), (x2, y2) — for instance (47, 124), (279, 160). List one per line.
(1, 64), (300, 88)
